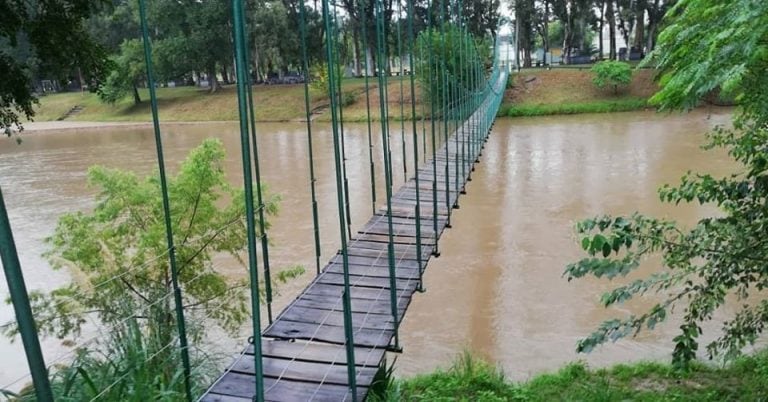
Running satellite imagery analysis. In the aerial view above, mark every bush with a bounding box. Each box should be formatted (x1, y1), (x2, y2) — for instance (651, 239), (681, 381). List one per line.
(591, 60), (632, 94)
(341, 91), (357, 107)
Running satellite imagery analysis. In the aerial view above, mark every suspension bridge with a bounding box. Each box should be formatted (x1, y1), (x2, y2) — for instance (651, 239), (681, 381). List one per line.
(0, 0), (510, 399)
(201, 63), (508, 402)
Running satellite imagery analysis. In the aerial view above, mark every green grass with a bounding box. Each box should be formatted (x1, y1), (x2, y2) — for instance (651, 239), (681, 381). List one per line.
(32, 70), (660, 123)
(503, 97), (651, 117)
(374, 351), (768, 401)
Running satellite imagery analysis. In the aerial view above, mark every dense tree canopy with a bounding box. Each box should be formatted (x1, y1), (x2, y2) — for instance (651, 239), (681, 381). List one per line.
(1, 0), (109, 132)
(567, 0), (768, 368)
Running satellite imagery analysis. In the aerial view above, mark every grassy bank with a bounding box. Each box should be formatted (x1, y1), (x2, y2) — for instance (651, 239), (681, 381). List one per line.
(501, 68), (659, 118)
(31, 69), (661, 124)
(377, 352), (768, 401)
(30, 78), (417, 123)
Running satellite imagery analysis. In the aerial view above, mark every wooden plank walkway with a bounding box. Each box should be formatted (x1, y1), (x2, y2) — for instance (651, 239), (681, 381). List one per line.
(201, 71), (507, 402)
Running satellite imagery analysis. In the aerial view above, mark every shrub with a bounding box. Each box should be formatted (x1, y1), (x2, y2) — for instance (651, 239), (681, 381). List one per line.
(591, 60), (632, 94)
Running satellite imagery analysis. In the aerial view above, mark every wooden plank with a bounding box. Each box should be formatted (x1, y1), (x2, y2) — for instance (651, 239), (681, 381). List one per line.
(318, 272), (418, 291)
(303, 283), (415, 301)
(353, 233), (437, 246)
(344, 240), (434, 260)
(202, 393), (251, 402)
(228, 355), (379, 386)
(292, 294), (408, 315)
(204, 373), (366, 402)
(275, 305), (395, 330)
(325, 262), (420, 280)
(249, 340), (386, 368)
(263, 320), (394, 347)
(329, 254), (423, 270)
(359, 220), (436, 236)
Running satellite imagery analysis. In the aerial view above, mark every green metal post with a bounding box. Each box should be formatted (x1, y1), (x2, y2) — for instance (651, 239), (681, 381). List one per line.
(331, 6), (354, 241)
(427, 2), (439, 255)
(299, 0), (322, 276)
(231, 0), (265, 399)
(0, 187), (53, 402)
(320, 0), (358, 396)
(407, 0), (424, 290)
(374, 0), (400, 350)
(397, 3), (407, 182)
(240, 8), (274, 324)
(360, 0), (377, 216)
(137, 2), (193, 399)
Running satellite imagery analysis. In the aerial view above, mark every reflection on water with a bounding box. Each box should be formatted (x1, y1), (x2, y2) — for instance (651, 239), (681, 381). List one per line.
(0, 108), (737, 387)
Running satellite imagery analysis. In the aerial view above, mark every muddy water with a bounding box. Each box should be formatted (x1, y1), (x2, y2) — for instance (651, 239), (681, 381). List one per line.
(0, 108), (736, 388)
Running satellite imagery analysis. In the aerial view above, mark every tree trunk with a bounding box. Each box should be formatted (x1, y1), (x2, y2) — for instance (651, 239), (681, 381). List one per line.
(208, 64), (220, 93)
(543, 0), (549, 65)
(563, 0), (574, 62)
(633, 0), (646, 51)
(221, 65), (229, 85)
(646, 0), (661, 51)
(608, 0), (616, 60)
(132, 84), (141, 104)
(598, 0), (605, 59)
(353, 30), (361, 76)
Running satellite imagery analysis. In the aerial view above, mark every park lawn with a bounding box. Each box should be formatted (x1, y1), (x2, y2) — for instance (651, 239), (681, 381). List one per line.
(379, 351), (768, 401)
(502, 68), (659, 117)
(32, 69), (662, 123)
(30, 81), (370, 123)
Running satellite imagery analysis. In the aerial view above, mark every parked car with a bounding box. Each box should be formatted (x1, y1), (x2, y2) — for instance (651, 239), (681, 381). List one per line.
(264, 72), (305, 85)
(283, 72), (305, 84)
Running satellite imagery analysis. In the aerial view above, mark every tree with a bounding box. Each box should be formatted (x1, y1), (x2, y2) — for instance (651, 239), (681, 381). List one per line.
(566, 0), (768, 369)
(98, 39), (146, 104)
(1, 0), (109, 132)
(415, 25), (488, 108)
(590, 60), (631, 94)
(2, 139), (302, 346)
(511, 0), (536, 67)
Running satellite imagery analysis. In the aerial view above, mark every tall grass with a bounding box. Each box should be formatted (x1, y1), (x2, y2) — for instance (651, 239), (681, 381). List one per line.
(503, 98), (650, 117)
(376, 350), (768, 401)
(5, 317), (214, 401)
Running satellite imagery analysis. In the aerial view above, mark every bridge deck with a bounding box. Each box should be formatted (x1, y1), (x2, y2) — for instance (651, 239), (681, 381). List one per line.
(201, 72), (506, 402)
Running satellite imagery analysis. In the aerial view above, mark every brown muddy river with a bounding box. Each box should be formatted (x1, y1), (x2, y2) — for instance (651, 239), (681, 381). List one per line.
(0, 108), (741, 388)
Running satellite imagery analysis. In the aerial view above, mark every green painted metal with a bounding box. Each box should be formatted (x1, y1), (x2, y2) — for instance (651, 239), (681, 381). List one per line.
(299, 0), (322, 276)
(439, 0), (451, 224)
(397, 3), (407, 182)
(331, 5), (354, 241)
(427, 0), (440, 256)
(406, 0), (424, 290)
(360, 0), (377, 216)
(240, 9), (274, 325)
(319, 0), (357, 396)
(136, 1), (193, 399)
(0, 187), (53, 402)
(374, 0), (400, 350)
(231, 0), (265, 398)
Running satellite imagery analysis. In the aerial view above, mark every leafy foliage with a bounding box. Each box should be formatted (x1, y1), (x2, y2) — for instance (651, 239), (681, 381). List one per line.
(591, 60), (632, 94)
(375, 351), (768, 401)
(567, 0), (768, 369)
(11, 316), (209, 401)
(99, 39), (146, 105)
(2, 139), (303, 346)
(309, 63), (330, 97)
(414, 25), (489, 110)
(0, 0), (109, 132)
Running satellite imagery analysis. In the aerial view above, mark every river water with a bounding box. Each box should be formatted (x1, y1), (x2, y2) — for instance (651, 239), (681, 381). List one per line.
(0, 108), (739, 388)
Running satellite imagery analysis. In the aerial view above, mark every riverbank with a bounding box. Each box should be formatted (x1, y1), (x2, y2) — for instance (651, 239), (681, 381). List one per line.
(501, 68), (658, 117)
(28, 78), (415, 124)
(380, 351), (768, 401)
(30, 69), (662, 124)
